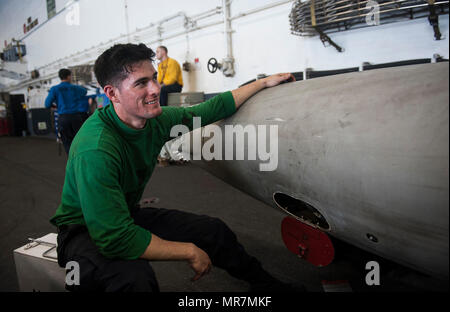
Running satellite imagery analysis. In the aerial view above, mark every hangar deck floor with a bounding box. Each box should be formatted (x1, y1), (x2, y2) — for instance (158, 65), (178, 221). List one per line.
(0, 136), (447, 292)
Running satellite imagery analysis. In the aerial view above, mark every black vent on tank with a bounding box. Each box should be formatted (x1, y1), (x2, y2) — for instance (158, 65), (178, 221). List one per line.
(273, 192), (330, 231)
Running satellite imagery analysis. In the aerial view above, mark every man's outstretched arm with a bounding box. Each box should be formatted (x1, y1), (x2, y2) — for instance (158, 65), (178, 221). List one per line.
(231, 73), (295, 110)
(159, 73), (295, 137)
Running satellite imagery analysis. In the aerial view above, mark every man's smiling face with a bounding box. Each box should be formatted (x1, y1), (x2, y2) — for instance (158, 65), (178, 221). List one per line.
(106, 60), (162, 128)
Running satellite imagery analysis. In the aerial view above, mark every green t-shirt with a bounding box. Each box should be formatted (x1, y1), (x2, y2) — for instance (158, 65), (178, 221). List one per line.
(50, 91), (236, 260)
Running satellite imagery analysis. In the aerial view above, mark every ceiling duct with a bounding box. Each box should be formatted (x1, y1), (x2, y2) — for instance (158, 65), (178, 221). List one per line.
(289, 0), (449, 37)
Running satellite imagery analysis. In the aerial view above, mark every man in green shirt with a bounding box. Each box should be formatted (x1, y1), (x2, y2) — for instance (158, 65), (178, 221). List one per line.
(50, 43), (299, 292)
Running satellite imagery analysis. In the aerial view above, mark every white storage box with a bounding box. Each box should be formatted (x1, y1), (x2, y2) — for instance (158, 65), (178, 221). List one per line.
(13, 233), (67, 292)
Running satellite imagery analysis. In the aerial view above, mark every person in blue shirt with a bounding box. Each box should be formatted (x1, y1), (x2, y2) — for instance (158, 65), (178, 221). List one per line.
(45, 68), (90, 154)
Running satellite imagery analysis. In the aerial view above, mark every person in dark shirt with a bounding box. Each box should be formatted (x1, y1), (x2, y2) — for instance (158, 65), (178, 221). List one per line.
(51, 43), (302, 292)
(45, 68), (90, 154)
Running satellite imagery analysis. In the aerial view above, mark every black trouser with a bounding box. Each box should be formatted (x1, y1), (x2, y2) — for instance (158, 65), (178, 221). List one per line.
(58, 112), (89, 154)
(160, 83), (182, 106)
(57, 207), (273, 292)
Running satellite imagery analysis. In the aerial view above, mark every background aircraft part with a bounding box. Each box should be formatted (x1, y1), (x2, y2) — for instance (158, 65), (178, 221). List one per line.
(289, 0), (450, 37)
(194, 62), (449, 279)
(281, 216), (335, 267)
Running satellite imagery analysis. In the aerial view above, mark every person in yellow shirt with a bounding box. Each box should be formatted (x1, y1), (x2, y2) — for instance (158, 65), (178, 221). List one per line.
(156, 46), (183, 106)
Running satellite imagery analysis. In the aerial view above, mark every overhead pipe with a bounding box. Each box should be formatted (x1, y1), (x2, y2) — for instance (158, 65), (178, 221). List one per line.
(158, 11), (187, 25)
(147, 20), (224, 46)
(190, 6), (222, 20)
(124, 0), (131, 43)
(221, 0), (235, 77)
(230, 0), (294, 21)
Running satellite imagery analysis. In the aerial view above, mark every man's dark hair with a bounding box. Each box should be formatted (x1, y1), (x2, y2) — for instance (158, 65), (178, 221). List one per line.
(58, 68), (71, 80)
(94, 43), (155, 88)
(158, 46), (168, 54)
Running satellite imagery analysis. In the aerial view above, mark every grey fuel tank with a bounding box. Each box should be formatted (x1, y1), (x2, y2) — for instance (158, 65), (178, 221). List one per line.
(192, 62), (449, 279)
